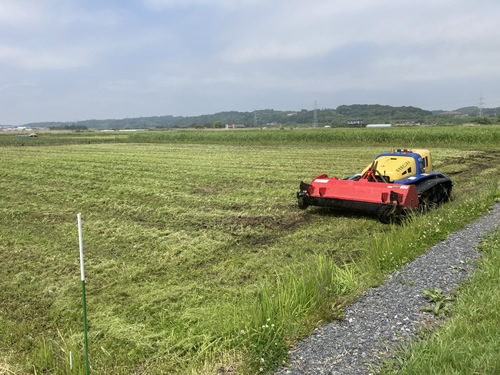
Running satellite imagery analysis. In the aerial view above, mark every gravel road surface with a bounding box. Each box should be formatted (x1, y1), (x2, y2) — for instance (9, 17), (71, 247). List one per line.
(276, 203), (500, 375)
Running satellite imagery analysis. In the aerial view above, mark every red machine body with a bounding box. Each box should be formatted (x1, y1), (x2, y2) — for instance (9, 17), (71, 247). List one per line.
(297, 160), (422, 223)
(304, 174), (419, 209)
(297, 149), (453, 223)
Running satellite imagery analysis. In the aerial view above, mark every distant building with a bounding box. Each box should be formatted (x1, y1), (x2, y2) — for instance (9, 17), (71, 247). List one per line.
(225, 123), (246, 129)
(347, 119), (363, 126)
(366, 124), (392, 128)
(287, 112), (298, 117)
(396, 121), (421, 125)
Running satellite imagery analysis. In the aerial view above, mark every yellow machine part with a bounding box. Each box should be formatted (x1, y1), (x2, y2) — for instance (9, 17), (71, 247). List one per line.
(412, 149), (433, 172)
(361, 149), (433, 183)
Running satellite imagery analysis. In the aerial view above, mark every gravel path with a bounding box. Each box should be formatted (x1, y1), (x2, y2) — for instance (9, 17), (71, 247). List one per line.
(276, 203), (500, 375)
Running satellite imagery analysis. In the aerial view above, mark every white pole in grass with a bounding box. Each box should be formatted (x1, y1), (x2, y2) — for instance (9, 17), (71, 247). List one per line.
(77, 213), (90, 375)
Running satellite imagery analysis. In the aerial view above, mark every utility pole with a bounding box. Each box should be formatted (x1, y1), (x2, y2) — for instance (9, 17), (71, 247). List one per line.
(313, 101), (318, 127)
(478, 94), (485, 116)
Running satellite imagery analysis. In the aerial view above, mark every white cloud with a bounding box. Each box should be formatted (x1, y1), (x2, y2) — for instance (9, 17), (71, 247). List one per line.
(0, 44), (91, 70)
(375, 46), (500, 83)
(0, 2), (133, 71)
(2, 0), (500, 124)
(0, 0), (124, 29)
(0, 1), (48, 28)
(142, 0), (263, 10)
(218, 0), (500, 94)
(0, 79), (37, 92)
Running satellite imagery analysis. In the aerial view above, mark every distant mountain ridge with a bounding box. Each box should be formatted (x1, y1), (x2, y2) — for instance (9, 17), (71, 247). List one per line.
(20, 104), (498, 129)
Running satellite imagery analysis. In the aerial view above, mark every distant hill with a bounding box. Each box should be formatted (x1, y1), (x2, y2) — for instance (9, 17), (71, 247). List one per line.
(432, 106), (500, 117)
(23, 104), (497, 130)
(336, 104), (432, 118)
(26, 110), (293, 130)
(454, 106), (479, 116)
(454, 106), (499, 117)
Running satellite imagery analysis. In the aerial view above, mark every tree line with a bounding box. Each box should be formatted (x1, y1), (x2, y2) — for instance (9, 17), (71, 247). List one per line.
(25, 104), (500, 130)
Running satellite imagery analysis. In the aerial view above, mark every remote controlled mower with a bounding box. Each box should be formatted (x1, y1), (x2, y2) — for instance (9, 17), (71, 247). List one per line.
(297, 149), (453, 223)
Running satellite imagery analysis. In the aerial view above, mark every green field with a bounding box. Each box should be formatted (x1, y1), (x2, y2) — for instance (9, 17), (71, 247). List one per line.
(1, 126), (499, 374)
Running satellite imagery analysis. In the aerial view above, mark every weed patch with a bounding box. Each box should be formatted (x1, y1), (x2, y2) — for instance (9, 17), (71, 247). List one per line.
(421, 288), (454, 317)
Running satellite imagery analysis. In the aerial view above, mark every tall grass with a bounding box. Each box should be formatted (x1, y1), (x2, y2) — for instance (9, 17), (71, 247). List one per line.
(121, 126), (500, 148)
(1, 125), (499, 148)
(379, 227), (500, 375)
(232, 257), (359, 372)
(365, 177), (498, 274)
(31, 334), (86, 375)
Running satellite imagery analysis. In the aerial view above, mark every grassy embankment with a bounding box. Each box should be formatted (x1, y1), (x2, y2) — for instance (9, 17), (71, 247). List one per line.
(0, 126), (499, 374)
(379, 227), (500, 375)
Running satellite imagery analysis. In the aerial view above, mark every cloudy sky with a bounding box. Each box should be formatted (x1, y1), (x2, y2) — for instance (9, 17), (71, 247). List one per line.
(1, 0), (499, 125)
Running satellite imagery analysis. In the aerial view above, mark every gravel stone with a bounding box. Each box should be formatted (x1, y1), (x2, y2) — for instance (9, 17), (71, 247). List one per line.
(276, 203), (500, 375)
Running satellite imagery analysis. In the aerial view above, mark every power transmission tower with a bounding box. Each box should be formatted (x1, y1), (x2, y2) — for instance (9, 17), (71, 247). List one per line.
(478, 94), (485, 116)
(313, 101), (318, 127)
(254, 111), (258, 127)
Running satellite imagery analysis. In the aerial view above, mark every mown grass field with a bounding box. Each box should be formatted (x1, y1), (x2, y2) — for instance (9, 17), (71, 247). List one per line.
(1, 126), (499, 374)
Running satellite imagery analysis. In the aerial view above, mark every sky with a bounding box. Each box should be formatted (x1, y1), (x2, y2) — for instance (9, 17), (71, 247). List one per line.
(1, 0), (500, 125)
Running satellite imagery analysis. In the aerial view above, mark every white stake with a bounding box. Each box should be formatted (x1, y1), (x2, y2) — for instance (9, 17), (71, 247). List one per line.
(77, 213), (90, 374)
(78, 213), (85, 281)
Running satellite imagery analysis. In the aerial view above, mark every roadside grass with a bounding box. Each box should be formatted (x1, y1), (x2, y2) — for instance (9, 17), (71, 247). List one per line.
(240, 178), (498, 373)
(365, 177), (499, 275)
(0, 128), (499, 373)
(378, 227), (500, 375)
